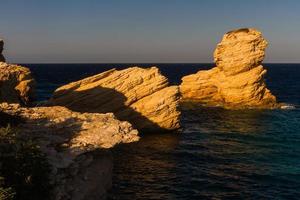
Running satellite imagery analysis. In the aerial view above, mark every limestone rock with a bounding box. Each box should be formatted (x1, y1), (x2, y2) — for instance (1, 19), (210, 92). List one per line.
(0, 39), (5, 62)
(180, 28), (278, 109)
(214, 28), (268, 76)
(0, 62), (35, 105)
(49, 67), (181, 131)
(0, 103), (139, 200)
(0, 103), (139, 164)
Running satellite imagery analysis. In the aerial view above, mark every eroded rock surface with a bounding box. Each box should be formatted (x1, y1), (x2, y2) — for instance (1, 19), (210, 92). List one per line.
(49, 67), (181, 131)
(0, 103), (139, 200)
(0, 62), (35, 105)
(180, 28), (278, 109)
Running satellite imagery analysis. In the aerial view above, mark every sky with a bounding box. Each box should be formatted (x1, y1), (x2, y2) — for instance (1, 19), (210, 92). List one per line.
(1, 0), (300, 63)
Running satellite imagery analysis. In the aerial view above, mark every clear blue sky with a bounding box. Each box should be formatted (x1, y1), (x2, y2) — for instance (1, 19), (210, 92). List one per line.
(1, 0), (300, 63)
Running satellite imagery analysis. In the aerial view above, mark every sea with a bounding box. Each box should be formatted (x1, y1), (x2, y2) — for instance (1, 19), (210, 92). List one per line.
(25, 63), (300, 199)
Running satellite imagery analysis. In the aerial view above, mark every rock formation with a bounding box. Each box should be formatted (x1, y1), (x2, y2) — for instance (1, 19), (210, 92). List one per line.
(0, 39), (5, 62)
(0, 103), (139, 200)
(180, 28), (278, 109)
(49, 67), (181, 131)
(0, 62), (35, 105)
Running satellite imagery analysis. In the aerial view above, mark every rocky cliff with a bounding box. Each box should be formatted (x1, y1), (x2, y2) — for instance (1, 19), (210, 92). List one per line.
(49, 67), (181, 131)
(0, 62), (35, 105)
(0, 39), (5, 62)
(0, 103), (139, 200)
(180, 28), (278, 109)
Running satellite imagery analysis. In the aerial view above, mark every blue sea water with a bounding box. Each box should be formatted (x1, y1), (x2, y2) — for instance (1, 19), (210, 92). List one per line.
(26, 63), (300, 199)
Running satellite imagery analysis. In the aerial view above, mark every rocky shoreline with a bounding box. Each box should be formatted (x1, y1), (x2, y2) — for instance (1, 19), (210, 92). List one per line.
(0, 28), (283, 199)
(0, 103), (139, 200)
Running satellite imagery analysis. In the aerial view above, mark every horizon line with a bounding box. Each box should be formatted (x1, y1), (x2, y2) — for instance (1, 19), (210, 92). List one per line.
(8, 61), (300, 64)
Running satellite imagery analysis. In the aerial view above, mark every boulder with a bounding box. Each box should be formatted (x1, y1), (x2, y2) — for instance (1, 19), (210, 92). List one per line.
(0, 39), (5, 62)
(180, 28), (278, 109)
(49, 67), (181, 131)
(0, 62), (35, 105)
(0, 103), (139, 200)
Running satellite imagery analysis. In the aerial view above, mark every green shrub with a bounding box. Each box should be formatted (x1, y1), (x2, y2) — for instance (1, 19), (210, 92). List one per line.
(0, 125), (52, 200)
(0, 178), (16, 200)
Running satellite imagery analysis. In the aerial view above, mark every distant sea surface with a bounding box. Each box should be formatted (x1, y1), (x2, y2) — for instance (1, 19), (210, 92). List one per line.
(26, 63), (300, 199)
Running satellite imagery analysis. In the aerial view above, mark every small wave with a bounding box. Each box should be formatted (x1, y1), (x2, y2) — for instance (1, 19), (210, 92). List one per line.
(280, 104), (296, 110)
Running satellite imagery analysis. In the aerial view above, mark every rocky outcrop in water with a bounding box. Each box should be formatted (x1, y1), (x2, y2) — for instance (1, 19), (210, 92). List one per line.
(0, 39), (5, 62)
(0, 103), (139, 200)
(0, 62), (35, 105)
(49, 67), (181, 131)
(180, 28), (278, 109)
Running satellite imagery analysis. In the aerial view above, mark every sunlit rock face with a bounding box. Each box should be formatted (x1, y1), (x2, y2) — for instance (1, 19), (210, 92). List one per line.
(180, 28), (278, 109)
(0, 103), (139, 200)
(214, 28), (268, 76)
(0, 62), (35, 105)
(0, 39), (5, 62)
(49, 67), (181, 131)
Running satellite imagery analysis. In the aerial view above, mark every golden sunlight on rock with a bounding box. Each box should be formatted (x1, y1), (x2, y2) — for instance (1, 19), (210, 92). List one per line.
(180, 28), (278, 109)
(0, 62), (35, 105)
(49, 67), (181, 131)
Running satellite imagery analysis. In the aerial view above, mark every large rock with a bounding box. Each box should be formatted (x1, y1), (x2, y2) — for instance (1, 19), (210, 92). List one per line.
(0, 62), (35, 105)
(0, 103), (139, 200)
(0, 39), (5, 62)
(49, 67), (181, 131)
(180, 28), (278, 109)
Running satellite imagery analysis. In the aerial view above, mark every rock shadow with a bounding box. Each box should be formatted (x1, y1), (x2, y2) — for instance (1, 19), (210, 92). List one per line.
(50, 86), (167, 133)
(181, 103), (270, 134)
(0, 110), (113, 200)
(0, 54), (5, 62)
(0, 110), (23, 127)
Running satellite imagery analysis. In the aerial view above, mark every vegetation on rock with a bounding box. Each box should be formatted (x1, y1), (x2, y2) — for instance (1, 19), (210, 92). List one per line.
(0, 113), (52, 200)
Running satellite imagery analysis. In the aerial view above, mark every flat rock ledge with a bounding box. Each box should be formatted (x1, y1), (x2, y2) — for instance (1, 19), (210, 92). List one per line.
(49, 67), (181, 131)
(0, 103), (139, 200)
(180, 28), (279, 109)
(0, 62), (35, 105)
